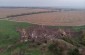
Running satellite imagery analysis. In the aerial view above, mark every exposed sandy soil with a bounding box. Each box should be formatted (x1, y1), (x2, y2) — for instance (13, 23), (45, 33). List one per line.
(13, 11), (85, 26)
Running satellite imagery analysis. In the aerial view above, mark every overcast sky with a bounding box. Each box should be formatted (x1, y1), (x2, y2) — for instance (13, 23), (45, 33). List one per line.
(0, 0), (85, 9)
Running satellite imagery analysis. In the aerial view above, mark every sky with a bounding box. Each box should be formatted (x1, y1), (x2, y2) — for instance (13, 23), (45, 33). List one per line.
(0, 0), (85, 9)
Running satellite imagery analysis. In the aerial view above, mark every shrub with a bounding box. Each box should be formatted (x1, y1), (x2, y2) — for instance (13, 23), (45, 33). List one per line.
(48, 43), (62, 55)
(68, 48), (81, 55)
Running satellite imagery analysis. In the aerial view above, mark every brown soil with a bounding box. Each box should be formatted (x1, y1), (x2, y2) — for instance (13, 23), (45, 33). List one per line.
(13, 11), (85, 26)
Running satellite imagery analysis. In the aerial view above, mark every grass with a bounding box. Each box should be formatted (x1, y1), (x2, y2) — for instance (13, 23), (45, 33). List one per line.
(48, 25), (85, 31)
(0, 20), (34, 55)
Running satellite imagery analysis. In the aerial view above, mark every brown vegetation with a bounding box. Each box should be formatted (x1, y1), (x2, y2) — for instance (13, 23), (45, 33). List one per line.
(17, 25), (80, 44)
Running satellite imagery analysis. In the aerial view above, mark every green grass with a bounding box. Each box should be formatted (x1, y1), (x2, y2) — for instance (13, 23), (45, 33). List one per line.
(0, 20), (34, 55)
(48, 25), (85, 31)
(0, 20), (32, 43)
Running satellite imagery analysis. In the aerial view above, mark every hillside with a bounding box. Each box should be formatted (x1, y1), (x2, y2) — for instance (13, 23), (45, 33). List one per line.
(0, 20), (85, 55)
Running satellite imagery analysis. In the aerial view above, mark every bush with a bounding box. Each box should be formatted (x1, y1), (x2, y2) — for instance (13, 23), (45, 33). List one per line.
(48, 43), (62, 55)
(80, 33), (85, 45)
(68, 48), (81, 55)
